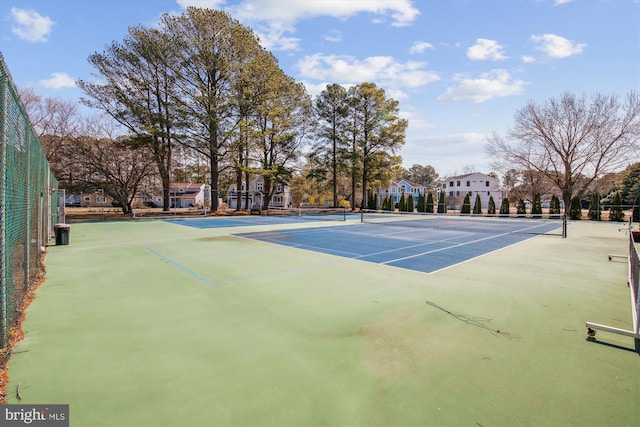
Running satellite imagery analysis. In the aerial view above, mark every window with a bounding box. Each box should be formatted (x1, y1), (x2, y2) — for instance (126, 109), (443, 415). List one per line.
(466, 181), (470, 187)
(456, 181), (460, 187)
(487, 191), (491, 195)
(449, 191), (454, 197)
(83, 196), (91, 202)
(456, 191), (460, 197)
(96, 196), (106, 204)
(449, 181), (454, 187)
(256, 182), (263, 191)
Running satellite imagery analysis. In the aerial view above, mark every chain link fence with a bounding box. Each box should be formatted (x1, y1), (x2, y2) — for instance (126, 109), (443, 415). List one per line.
(0, 53), (59, 350)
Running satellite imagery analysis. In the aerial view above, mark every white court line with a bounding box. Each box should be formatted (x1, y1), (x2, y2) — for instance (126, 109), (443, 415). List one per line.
(380, 222), (548, 265)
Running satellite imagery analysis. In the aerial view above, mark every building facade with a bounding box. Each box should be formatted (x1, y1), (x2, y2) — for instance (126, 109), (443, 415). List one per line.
(444, 172), (502, 210)
(378, 179), (427, 208)
(227, 176), (292, 210)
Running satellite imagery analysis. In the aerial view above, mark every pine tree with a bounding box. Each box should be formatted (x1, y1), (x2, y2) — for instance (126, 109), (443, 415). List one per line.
(398, 193), (406, 212)
(437, 192), (446, 214)
(500, 197), (510, 215)
(417, 193), (425, 212)
(473, 194), (482, 214)
(406, 194), (414, 212)
(461, 194), (471, 214)
(569, 196), (582, 220)
(588, 192), (601, 220)
(549, 195), (561, 215)
(426, 192), (434, 213)
(488, 196), (496, 215)
(517, 199), (526, 217)
(531, 193), (542, 216)
(609, 192), (625, 222)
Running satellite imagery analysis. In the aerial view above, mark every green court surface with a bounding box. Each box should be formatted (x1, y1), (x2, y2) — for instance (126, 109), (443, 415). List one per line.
(5, 218), (639, 426)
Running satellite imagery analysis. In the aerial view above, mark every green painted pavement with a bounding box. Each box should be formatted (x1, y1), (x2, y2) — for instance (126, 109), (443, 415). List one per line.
(6, 219), (639, 426)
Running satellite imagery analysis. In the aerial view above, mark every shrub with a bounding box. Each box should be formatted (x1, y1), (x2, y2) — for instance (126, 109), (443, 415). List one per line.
(569, 196), (582, 220)
(461, 194), (471, 214)
(588, 192), (601, 220)
(473, 194), (482, 214)
(426, 192), (434, 213)
(398, 193), (406, 212)
(487, 196), (496, 215)
(437, 192), (446, 213)
(609, 192), (625, 222)
(517, 199), (526, 217)
(500, 197), (510, 215)
(417, 193), (425, 212)
(531, 193), (542, 216)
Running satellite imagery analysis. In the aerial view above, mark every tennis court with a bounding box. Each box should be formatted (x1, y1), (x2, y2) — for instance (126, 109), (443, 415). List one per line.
(5, 216), (639, 427)
(233, 214), (565, 273)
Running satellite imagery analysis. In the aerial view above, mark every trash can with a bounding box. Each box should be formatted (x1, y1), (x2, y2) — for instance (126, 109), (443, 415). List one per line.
(54, 223), (70, 245)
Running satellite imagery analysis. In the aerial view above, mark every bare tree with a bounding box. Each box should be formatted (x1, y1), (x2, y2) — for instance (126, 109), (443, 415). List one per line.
(71, 135), (156, 214)
(486, 91), (640, 212)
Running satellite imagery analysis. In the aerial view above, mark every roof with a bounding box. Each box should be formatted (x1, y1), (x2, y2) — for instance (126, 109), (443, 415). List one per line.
(447, 172), (496, 180)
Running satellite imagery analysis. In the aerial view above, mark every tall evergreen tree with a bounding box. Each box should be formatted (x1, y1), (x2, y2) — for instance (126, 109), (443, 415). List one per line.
(549, 195), (561, 215)
(517, 198), (526, 217)
(437, 191), (446, 214)
(398, 193), (406, 212)
(461, 194), (471, 214)
(500, 197), (510, 215)
(347, 83), (408, 210)
(609, 192), (625, 222)
(634, 186), (640, 222)
(569, 196), (582, 220)
(488, 196), (496, 215)
(426, 192), (435, 213)
(531, 193), (542, 215)
(312, 84), (349, 207)
(473, 194), (482, 214)
(407, 194), (414, 212)
(417, 192), (425, 212)
(588, 192), (602, 220)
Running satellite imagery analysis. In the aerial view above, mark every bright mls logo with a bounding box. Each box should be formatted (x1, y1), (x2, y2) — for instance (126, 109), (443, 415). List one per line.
(2, 405), (69, 426)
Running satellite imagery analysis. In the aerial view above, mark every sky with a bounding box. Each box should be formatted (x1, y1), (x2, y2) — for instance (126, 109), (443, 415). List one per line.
(1, 0), (639, 177)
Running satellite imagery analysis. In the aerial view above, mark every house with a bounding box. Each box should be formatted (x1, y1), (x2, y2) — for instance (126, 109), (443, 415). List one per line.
(444, 172), (503, 210)
(227, 176), (292, 210)
(378, 179), (427, 207)
(77, 192), (114, 208)
(151, 183), (212, 208)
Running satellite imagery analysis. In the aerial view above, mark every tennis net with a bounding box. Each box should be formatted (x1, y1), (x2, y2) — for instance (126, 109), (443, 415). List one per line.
(360, 210), (567, 237)
(264, 206), (347, 221)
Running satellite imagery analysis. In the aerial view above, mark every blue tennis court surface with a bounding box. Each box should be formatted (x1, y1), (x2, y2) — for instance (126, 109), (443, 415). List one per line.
(234, 217), (564, 274)
(164, 212), (358, 228)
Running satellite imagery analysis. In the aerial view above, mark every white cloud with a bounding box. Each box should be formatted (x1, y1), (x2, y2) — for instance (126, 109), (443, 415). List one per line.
(232, 0), (419, 26)
(40, 73), (76, 89)
(530, 33), (586, 59)
(410, 41), (434, 54)
(176, 0), (227, 8)
(554, 0), (574, 5)
(324, 29), (342, 43)
(222, 0), (418, 50)
(521, 55), (536, 63)
(467, 38), (507, 61)
(11, 8), (55, 42)
(297, 53), (440, 89)
(437, 69), (526, 103)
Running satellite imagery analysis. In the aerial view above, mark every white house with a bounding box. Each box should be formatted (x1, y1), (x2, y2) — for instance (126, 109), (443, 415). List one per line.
(379, 179), (427, 207)
(151, 183), (212, 208)
(227, 176), (292, 210)
(444, 172), (502, 210)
